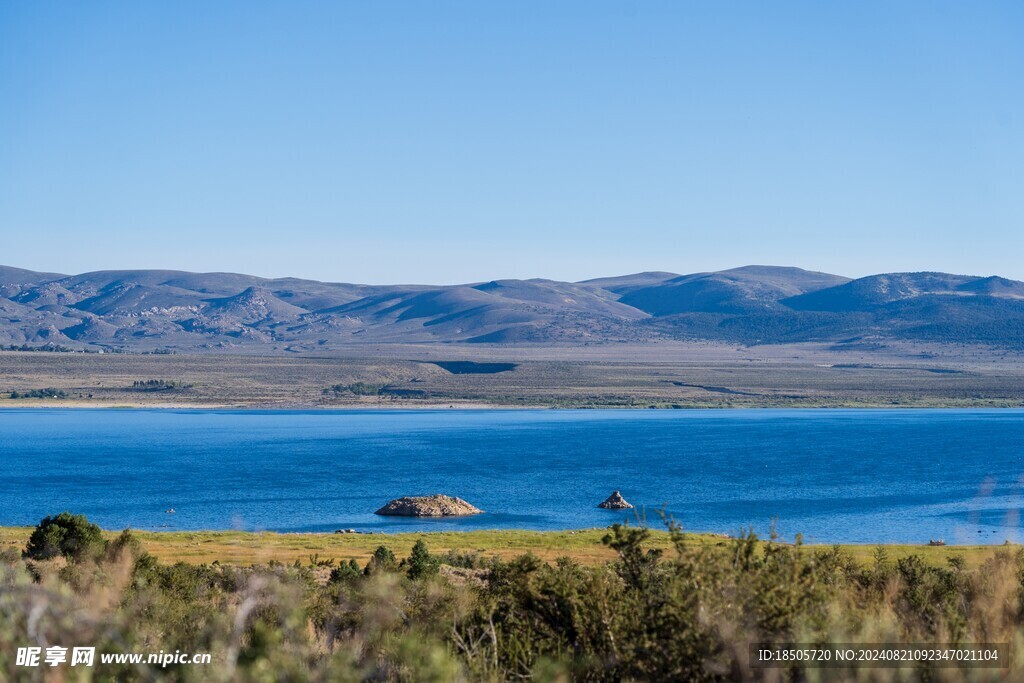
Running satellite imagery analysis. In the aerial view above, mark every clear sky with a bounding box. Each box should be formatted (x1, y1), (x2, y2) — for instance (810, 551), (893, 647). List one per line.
(1, 1), (1022, 284)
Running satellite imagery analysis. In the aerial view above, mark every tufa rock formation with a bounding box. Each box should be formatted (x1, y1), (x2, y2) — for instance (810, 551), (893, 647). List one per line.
(598, 490), (633, 510)
(375, 494), (483, 517)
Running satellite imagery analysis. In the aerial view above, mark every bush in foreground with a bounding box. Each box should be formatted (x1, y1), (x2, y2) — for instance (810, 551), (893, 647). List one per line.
(3, 514), (1024, 681)
(24, 512), (106, 562)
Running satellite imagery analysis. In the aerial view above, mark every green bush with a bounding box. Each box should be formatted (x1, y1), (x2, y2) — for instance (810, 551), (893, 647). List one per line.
(364, 545), (397, 574)
(24, 512), (106, 562)
(130, 379), (189, 391)
(405, 539), (440, 580)
(324, 381), (385, 396)
(9, 388), (68, 399)
(329, 559), (363, 583)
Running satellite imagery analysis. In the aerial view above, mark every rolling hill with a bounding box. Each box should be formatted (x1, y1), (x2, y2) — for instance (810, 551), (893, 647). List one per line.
(783, 272), (980, 312)
(621, 266), (850, 315)
(0, 265), (1021, 352)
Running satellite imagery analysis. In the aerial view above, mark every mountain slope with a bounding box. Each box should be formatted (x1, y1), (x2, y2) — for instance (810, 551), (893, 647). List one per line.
(0, 265), (1021, 351)
(0, 266), (65, 286)
(621, 266), (850, 315)
(781, 272), (993, 312)
(577, 272), (680, 295)
(325, 282), (645, 343)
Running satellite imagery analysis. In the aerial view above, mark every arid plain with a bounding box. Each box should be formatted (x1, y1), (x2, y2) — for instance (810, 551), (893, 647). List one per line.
(2, 340), (1022, 409)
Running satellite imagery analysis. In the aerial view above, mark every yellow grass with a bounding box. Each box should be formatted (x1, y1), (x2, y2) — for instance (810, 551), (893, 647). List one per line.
(0, 526), (1009, 568)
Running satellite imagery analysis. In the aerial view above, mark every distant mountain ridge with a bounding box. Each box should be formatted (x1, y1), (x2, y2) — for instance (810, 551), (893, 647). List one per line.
(0, 265), (1021, 352)
(620, 266), (850, 315)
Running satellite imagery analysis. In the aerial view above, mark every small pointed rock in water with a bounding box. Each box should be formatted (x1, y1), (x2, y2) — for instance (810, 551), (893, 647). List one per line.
(375, 494), (483, 517)
(598, 490), (633, 509)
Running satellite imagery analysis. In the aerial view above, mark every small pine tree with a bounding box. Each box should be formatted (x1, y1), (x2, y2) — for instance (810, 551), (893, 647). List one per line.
(25, 512), (106, 562)
(406, 539), (439, 580)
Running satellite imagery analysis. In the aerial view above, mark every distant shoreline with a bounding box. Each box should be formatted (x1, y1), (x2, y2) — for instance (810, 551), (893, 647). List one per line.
(4, 399), (1024, 410)
(0, 400), (519, 410)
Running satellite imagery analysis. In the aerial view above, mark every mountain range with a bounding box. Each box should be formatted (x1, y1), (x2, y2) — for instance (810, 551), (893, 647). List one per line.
(1, 265), (1022, 352)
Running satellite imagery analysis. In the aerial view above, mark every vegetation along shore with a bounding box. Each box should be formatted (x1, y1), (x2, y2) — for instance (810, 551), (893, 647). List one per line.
(2, 516), (1023, 681)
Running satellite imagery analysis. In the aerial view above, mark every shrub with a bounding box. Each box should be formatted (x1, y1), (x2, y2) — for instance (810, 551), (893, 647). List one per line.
(329, 559), (363, 584)
(9, 388), (68, 399)
(324, 382), (384, 396)
(438, 549), (491, 569)
(24, 512), (106, 562)
(364, 545), (397, 574)
(130, 379), (188, 391)
(406, 539), (440, 580)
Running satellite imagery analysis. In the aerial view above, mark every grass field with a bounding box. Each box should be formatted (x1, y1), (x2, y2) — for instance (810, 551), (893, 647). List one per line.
(0, 526), (1006, 568)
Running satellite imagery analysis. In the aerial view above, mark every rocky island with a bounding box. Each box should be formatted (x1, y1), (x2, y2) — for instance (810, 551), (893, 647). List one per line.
(598, 490), (634, 509)
(375, 494), (483, 517)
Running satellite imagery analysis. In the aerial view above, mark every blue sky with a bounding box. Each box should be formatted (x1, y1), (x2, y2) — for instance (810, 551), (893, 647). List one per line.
(1, 1), (1022, 284)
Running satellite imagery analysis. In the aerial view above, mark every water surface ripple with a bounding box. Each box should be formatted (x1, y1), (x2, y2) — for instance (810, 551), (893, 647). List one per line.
(1, 409), (1022, 544)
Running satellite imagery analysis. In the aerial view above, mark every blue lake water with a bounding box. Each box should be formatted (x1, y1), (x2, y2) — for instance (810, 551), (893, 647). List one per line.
(1, 408), (1023, 544)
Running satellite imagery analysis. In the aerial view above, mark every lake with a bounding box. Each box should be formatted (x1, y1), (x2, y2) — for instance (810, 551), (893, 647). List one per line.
(1, 408), (1022, 544)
